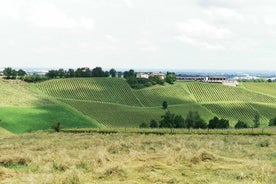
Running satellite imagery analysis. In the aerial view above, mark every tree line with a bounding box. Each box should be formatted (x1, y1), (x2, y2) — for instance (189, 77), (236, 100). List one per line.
(140, 102), (276, 129)
(1, 67), (176, 88)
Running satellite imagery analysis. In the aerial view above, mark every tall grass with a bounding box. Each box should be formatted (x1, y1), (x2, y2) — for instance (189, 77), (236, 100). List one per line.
(0, 132), (275, 183)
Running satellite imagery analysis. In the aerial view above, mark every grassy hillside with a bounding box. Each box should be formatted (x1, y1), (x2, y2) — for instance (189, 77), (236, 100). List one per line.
(0, 80), (51, 107)
(0, 105), (100, 134)
(61, 99), (214, 128)
(36, 78), (142, 106)
(2, 78), (276, 131)
(35, 78), (276, 128)
(242, 82), (276, 97)
(187, 82), (276, 103)
(0, 80), (100, 133)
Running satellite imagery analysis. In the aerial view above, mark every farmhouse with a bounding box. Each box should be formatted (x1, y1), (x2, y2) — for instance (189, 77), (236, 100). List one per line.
(136, 72), (165, 79)
(136, 73), (149, 79)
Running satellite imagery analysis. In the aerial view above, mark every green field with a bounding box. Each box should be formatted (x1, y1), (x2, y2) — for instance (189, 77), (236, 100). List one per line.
(0, 80), (99, 134)
(1, 78), (276, 133)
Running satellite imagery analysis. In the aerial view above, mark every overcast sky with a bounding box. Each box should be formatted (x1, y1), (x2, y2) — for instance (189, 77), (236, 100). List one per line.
(1, 0), (276, 71)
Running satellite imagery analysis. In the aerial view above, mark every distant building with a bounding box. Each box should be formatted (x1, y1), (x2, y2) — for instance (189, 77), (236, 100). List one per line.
(205, 76), (226, 83)
(136, 73), (149, 79)
(176, 75), (205, 81)
(136, 72), (165, 79)
(149, 72), (166, 79)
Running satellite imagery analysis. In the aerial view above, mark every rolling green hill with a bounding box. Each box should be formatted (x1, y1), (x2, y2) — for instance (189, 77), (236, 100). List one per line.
(1, 78), (276, 133)
(0, 80), (100, 133)
(36, 78), (276, 128)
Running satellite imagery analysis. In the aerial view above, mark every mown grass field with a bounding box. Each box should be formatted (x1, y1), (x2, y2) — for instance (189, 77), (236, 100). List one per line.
(0, 132), (275, 183)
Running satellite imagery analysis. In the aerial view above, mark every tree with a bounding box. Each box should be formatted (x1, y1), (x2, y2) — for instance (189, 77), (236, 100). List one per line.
(46, 70), (59, 79)
(66, 69), (75, 78)
(165, 72), (176, 84)
(150, 119), (159, 128)
(235, 120), (248, 129)
(185, 111), (207, 129)
(208, 117), (229, 129)
(208, 116), (220, 129)
(162, 101), (168, 109)
(123, 69), (135, 78)
(159, 111), (175, 128)
(109, 68), (117, 78)
(3, 67), (17, 79)
(269, 117), (276, 126)
(92, 67), (105, 77)
(17, 69), (27, 77)
(174, 115), (185, 128)
(253, 113), (260, 128)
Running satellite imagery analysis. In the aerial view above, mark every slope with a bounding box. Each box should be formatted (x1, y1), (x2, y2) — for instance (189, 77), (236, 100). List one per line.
(0, 79), (99, 133)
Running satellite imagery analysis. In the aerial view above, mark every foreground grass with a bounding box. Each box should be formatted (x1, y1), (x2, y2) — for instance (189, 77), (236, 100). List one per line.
(0, 132), (275, 183)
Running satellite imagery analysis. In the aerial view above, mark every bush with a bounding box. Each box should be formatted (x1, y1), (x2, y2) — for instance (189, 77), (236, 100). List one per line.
(235, 120), (248, 129)
(150, 119), (159, 128)
(53, 122), (61, 132)
(208, 117), (229, 129)
(269, 117), (276, 126)
(139, 122), (149, 128)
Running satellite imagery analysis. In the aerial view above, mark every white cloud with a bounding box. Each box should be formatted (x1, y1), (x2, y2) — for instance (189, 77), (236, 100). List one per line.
(175, 19), (233, 50)
(122, 0), (134, 8)
(264, 15), (276, 26)
(25, 3), (94, 30)
(104, 34), (117, 43)
(0, 1), (21, 19)
(203, 7), (245, 22)
(136, 39), (158, 53)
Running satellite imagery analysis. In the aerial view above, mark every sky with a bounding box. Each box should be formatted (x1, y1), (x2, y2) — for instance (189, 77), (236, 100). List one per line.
(1, 0), (276, 71)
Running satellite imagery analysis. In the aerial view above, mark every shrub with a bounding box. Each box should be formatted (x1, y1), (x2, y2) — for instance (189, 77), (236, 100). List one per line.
(53, 122), (61, 132)
(235, 120), (248, 129)
(269, 117), (276, 126)
(150, 119), (159, 128)
(139, 122), (149, 128)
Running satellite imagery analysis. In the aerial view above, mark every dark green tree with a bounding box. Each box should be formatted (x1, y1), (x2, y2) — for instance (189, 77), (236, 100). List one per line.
(150, 119), (159, 128)
(92, 67), (105, 77)
(159, 111), (175, 128)
(162, 101), (168, 109)
(165, 72), (176, 84)
(185, 111), (207, 129)
(208, 117), (229, 129)
(109, 68), (117, 78)
(46, 70), (59, 79)
(269, 117), (276, 126)
(17, 69), (27, 77)
(3, 67), (17, 79)
(235, 120), (248, 129)
(123, 69), (135, 78)
(174, 115), (185, 128)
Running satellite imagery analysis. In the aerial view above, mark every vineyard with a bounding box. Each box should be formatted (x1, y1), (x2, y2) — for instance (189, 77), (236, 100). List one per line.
(243, 82), (276, 97)
(1, 78), (276, 133)
(61, 99), (214, 128)
(133, 83), (194, 106)
(34, 78), (276, 128)
(187, 82), (276, 103)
